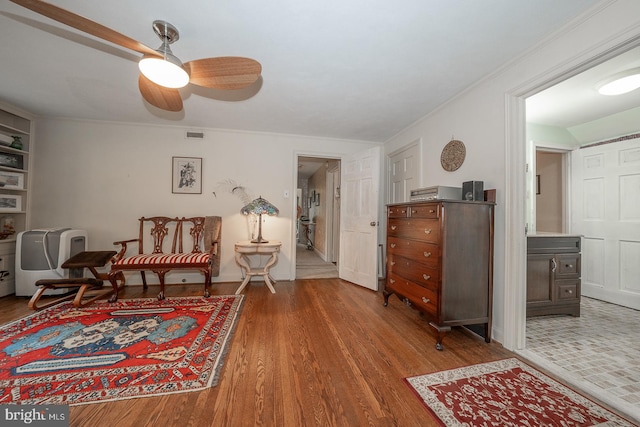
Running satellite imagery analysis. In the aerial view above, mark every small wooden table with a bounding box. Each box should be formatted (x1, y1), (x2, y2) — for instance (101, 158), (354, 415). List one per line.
(234, 240), (281, 294)
(28, 250), (122, 310)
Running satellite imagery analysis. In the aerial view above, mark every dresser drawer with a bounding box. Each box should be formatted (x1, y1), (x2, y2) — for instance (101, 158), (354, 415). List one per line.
(387, 237), (439, 267)
(387, 272), (438, 317)
(388, 205), (410, 218)
(407, 204), (439, 219)
(388, 254), (439, 291)
(388, 218), (440, 243)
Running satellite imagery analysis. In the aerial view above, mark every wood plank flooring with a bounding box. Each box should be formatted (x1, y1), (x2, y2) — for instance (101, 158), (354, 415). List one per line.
(0, 279), (515, 427)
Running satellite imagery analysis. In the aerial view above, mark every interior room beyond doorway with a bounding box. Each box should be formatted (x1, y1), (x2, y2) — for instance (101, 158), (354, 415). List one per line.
(296, 156), (340, 279)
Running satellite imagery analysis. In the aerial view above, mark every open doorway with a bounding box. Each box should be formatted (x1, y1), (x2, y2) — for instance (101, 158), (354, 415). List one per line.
(296, 156), (340, 279)
(519, 44), (640, 418)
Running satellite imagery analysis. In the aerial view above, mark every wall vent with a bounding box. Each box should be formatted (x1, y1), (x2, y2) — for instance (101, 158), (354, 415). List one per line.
(185, 131), (205, 139)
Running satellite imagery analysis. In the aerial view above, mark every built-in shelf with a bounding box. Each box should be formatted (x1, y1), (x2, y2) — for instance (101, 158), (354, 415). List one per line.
(0, 101), (33, 297)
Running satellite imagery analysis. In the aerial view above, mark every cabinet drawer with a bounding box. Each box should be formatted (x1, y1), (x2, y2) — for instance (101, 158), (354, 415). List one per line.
(407, 204), (439, 219)
(387, 237), (439, 267)
(388, 254), (439, 291)
(527, 236), (581, 253)
(388, 205), (410, 218)
(388, 218), (440, 243)
(556, 280), (580, 302)
(555, 254), (580, 277)
(386, 272), (438, 317)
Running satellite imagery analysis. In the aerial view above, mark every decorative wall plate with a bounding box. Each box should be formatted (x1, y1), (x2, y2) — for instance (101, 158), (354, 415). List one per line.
(440, 139), (466, 171)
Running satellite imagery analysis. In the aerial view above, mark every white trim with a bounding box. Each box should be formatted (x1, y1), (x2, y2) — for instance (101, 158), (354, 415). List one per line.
(504, 94), (528, 351)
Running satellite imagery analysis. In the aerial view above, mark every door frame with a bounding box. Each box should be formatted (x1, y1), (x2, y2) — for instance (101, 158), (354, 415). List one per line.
(291, 152), (341, 279)
(527, 143), (573, 235)
(504, 37), (640, 351)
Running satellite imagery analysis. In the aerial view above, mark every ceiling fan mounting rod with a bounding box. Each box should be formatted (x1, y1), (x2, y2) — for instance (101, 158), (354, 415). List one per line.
(152, 20), (179, 44)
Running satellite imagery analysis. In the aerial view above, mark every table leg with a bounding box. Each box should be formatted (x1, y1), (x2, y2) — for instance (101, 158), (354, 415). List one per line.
(262, 252), (278, 293)
(235, 252), (252, 294)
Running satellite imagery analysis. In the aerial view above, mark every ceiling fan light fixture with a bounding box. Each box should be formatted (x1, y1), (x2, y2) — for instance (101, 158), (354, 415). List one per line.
(139, 50), (189, 89)
(596, 68), (640, 96)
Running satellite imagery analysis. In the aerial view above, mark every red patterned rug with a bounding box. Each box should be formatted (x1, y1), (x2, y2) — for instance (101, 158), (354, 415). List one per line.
(0, 295), (243, 406)
(405, 358), (637, 426)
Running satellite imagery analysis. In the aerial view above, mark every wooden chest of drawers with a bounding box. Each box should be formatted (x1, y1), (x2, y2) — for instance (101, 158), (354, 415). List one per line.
(384, 200), (495, 350)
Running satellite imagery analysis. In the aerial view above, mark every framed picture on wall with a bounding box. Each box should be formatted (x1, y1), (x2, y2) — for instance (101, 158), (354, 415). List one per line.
(0, 170), (24, 190)
(0, 194), (21, 212)
(0, 153), (23, 170)
(172, 157), (202, 194)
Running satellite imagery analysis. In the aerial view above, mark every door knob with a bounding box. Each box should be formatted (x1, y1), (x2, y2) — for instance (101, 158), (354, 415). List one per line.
(370, 221), (377, 226)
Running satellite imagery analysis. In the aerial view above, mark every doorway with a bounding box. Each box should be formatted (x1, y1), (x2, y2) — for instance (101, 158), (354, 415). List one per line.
(517, 43), (640, 419)
(296, 156), (340, 279)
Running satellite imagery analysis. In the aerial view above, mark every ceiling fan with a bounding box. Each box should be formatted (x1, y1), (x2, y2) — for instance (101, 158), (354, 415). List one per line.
(10, 0), (262, 112)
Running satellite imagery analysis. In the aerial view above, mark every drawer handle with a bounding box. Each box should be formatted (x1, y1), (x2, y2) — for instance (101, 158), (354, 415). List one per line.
(424, 229), (432, 234)
(423, 252), (432, 258)
(390, 243), (396, 248)
(411, 210), (417, 214)
(390, 261), (396, 266)
(389, 279), (395, 284)
(429, 209), (435, 213)
(566, 264), (573, 268)
(401, 210), (406, 214)
(566, 289), (573, 294)
(421, 297), (430, 304)
(391, 225), (397, 230)
(423, 274), (431, 280)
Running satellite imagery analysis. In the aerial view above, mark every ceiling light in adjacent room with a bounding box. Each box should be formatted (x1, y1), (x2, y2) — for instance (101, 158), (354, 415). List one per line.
(597, 68), (640, 96)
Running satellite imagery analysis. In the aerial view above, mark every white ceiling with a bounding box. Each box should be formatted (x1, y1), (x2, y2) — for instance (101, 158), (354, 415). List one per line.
(0, 0), (609, 143)
(527, 45), (640, 134)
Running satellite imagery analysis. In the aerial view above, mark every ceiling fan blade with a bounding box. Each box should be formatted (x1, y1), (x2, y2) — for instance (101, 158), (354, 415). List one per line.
(138, 74), (183, 112)
(185, 57), (262, 90)
(10, 0), (160, 57)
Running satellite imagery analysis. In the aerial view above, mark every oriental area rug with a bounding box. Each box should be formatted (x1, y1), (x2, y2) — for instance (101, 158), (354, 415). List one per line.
(0, 295), (244, 406)
(405, 358), (637, 427)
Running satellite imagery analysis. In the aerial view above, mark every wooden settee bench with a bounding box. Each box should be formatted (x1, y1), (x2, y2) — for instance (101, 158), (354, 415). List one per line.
(108, 216), (221, 300)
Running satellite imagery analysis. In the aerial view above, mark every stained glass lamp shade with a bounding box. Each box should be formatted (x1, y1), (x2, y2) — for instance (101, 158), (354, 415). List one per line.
(241, 196), (279, 243)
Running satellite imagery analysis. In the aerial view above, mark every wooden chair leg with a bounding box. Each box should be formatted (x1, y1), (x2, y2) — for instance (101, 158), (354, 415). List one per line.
(141, 271), (148, 289)
(203, 269), (211, 297)
(156, 271), (167, 300)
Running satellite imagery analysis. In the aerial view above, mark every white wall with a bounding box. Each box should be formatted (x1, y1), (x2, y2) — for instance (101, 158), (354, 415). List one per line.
(31, 118), (377, 285)
(383, 0), (640, 347)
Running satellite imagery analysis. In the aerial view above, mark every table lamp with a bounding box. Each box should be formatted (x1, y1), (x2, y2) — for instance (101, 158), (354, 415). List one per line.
(241, 196), (279, 243)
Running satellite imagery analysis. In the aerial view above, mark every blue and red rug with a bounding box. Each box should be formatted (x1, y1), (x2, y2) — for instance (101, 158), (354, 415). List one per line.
(0, 295), (244, 405)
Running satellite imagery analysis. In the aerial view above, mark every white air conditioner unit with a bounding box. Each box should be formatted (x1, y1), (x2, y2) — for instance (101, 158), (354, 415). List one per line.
(15, 228), (88, 297)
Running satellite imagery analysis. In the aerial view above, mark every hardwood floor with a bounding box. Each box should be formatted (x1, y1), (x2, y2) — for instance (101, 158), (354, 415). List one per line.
(0, 279), (515, 427)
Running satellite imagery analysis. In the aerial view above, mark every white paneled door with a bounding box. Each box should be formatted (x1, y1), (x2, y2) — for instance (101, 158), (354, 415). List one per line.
(339, 146), (381, 290)
(571, 138), (640, 309)
(388, 143), (419, 203)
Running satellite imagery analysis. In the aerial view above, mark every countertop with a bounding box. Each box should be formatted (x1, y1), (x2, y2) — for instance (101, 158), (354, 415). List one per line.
(527, 232), (582, 238)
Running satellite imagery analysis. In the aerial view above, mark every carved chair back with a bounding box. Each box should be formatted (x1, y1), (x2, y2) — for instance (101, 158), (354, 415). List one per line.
(138, 216), (205, 255)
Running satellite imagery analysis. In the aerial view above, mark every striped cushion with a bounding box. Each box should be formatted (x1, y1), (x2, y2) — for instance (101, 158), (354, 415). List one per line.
(114, 253), (210, 267)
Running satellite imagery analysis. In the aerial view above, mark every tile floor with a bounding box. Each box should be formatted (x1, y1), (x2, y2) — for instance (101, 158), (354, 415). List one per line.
(523, 296), (640, 423)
